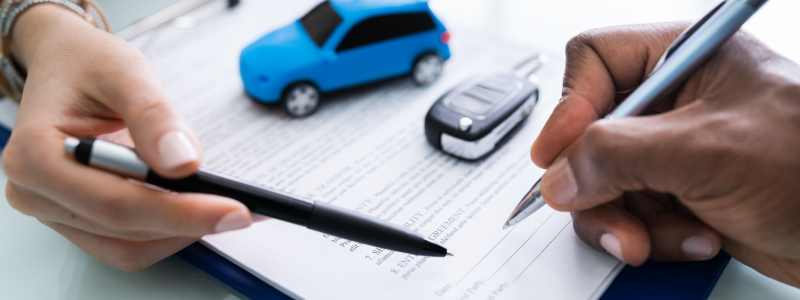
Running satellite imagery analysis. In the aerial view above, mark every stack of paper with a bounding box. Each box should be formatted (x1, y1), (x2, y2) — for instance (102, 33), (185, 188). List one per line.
(129, 1), (623, 299)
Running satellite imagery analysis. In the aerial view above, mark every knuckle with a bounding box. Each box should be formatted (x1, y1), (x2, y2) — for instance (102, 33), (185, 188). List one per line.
(563, 28), (614, 89)
(1, 141), (27, 181)
(2, 134), (57, 186)
(579, 121), (641, 192)
(129, 98), (170, 125)
(565, 27), (615, 60)
(5, 183), (38, 216)
(676, 117), (746, 197)
(565, 30), (597, 57)
(583, 122), (623, 162)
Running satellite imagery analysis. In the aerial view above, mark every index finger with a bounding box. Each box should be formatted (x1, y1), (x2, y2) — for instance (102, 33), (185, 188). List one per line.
(531, 22), (688, 168)
(4, 129), (250, 237)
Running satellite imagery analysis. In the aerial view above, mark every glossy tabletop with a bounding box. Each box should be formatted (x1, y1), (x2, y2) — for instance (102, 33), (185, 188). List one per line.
(2, 0), (800, 299)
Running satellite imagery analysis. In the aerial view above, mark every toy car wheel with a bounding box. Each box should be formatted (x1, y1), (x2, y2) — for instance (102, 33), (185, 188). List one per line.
(283, 83), (320, 117)
(412, 53), (443, 86)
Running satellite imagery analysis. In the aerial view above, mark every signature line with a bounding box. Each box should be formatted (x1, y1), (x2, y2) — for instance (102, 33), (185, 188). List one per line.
(512, 220), (572, 283)
(487, 210), (556, 281)
(454, 223), (520, 286)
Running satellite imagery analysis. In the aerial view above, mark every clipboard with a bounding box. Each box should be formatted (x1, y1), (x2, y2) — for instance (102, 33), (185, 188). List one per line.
(175, 240), (729, 300)
(0, 107), (731, 300)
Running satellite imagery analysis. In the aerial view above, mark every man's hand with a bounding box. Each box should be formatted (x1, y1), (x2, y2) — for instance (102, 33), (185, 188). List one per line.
(531, 22), (800, 287)
(2, 4), (252, 271)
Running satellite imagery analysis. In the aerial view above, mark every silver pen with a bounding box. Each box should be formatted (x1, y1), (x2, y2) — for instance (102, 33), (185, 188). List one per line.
(503, 0), (768, 229)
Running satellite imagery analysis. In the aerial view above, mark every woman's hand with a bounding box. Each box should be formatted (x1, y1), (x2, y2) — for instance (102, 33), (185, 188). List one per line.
(531, 22), (800, 287)
(2, 4), (252, 271)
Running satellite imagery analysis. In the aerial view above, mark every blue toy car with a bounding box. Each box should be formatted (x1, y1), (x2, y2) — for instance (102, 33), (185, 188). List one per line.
(240, 0), (451, 117)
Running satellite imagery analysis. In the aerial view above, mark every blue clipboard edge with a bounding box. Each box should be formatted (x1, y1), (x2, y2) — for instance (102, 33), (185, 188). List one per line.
(0, 122), (731, 300)
(0, 124), (9, 149)
(176, 238), (729, 300)
(176, 242), (292, 300)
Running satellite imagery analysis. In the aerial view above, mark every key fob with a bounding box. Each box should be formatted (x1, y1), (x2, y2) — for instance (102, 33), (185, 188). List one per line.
(425, 72), (538, 160)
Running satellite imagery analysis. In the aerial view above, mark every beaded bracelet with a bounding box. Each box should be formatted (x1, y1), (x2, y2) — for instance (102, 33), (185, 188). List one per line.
(0, 0), (109, 102)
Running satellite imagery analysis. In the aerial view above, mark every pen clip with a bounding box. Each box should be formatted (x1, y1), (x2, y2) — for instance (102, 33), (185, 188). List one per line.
(648, 0), (726, 77)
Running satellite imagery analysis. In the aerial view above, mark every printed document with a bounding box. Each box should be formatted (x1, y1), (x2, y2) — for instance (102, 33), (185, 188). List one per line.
(129, 1), (624, 299)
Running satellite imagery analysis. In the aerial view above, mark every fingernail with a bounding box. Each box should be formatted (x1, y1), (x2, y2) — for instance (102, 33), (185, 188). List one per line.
(215, 210), (252, 233)
(600, 233), (624, 261)
(682, 235), (713, 258)
(158, 131), (198, 170)
(542, 158), (578, 206)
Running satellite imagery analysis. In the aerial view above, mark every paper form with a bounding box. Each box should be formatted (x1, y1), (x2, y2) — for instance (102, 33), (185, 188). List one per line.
(128, 1), (624, 299)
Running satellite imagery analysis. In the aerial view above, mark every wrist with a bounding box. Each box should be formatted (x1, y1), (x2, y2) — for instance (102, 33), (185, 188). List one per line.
(10, 3), (96, 69)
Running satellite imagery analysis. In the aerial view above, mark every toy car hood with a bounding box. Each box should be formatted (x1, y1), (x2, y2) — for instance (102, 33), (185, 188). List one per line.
(240, 21), (321, 75)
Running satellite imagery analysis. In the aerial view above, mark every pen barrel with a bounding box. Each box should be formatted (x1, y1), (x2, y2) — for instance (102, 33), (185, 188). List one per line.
(146, 169), (314, 226)
(308, 202), (439, 256)
(71, 138), (149, 181)
(66, 137), (446, 256)
(150, 172), (441, 256)
(744, 0), (768, 10)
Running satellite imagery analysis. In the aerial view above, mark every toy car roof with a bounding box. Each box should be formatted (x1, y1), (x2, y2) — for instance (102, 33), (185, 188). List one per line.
(328, 0), (431, 20)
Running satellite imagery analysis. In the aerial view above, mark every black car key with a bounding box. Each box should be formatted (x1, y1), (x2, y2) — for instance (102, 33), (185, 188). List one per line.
(424, 55), (543, 160)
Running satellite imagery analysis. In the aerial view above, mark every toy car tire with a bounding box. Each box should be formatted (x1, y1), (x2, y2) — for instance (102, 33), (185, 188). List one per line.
(412, 52), (443, 86)
(282, 83), (320, 117)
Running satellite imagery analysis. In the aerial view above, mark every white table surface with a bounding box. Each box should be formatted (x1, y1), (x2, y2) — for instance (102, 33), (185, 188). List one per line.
(3, 0), (800, 299)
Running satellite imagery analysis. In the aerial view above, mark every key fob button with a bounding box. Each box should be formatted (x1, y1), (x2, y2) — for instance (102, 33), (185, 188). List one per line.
(459, 117), (473, 132)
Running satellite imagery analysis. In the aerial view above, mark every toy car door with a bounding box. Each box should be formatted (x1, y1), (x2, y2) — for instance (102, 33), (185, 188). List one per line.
(324, 13), (437, 90)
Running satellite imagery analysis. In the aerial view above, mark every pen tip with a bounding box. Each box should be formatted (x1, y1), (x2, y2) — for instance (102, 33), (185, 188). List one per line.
(422, 240), (449, 257)
(447, 252), (454, 257)
(502, 222), (511, 230)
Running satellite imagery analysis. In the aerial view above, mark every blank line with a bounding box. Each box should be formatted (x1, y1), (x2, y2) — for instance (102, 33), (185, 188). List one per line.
(487, 211), (556, 281)
(512, 220), (572, 283)
(454, 224), (520, 286)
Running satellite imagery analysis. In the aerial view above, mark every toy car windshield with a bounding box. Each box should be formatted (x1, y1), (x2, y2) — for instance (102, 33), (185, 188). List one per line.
(301, 2), (342, 47)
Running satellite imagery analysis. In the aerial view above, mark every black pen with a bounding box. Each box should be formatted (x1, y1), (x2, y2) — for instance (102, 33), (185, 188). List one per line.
(64, 137), (451, 257)
(504, 0), (768, 229)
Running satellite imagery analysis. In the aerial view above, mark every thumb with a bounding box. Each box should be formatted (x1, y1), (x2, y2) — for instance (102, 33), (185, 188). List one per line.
(540, 109), (695, 212)
(531, 23), (687, 169)
(122, 95), (202, 178)
(91, 57), (202, 178)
